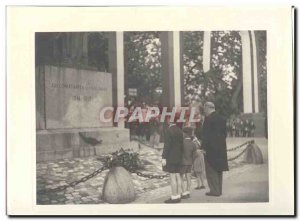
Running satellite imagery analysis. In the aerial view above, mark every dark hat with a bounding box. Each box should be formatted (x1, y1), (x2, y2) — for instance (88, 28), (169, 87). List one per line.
(182, 126), (193, 136)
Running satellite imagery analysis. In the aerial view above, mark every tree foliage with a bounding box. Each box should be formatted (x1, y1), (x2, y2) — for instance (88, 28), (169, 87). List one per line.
(124, 32), (162, 103)
(182, 32), (204, 104)
(210, 31), (243, 117)
(123, 31), (267, 118)
(183, 31), (243, 118)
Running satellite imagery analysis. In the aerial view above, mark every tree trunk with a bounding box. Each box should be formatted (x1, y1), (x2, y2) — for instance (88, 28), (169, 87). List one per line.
(231, 78), (242, 111)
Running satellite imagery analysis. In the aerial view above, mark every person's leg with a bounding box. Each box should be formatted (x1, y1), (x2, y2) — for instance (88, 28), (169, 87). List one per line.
(180, 173), (185, 194)
(210, 173), (219, 194)
(180, 173), (190, 199)
(205, 159), (214, 193)
(195, 173), (201, 188)
(165, 172), (181, 203)
(170, 173), (177, 197)
(218, 172), (223, 195)
(154, 132), (160, 147)
(175, 173), (182, 196)
(138, 124), (142, 141)
(214, 170), (223, 196)
(149, 133), (154, 147)
(205, 160), (219, 195)
(199, 172), (205, 187)
(186, 173), (191, 193)
(142, 125), (146, 141)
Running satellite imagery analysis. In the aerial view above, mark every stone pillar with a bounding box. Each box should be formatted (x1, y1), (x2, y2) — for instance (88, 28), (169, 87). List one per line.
(250, 31), (260, 113)
(108, 32), (125, 127)
(203, 31), (211, 73)
(240, 31), (253, 113)
(240, 31), (260, 113)
(116, 32), (125, 128)
(160, 31), (183, 108)
(180, 32), (185, 105)
(173, 31), (182, 107)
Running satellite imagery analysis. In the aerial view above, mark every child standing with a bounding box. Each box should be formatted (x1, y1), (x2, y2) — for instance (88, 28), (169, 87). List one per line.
(180, 127), (197, 199)
(162, 118), (183, 203)
(192, 136), (206, 190)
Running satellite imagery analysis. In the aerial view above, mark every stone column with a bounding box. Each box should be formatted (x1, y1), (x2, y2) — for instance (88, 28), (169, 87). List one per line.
(240, 31), (260, 113)
(173, 31), (182, 107)
(240, 31), (254, 113)
(160, 31), (183, 108)
(180, 32), (185, 105)
(116, 32), (125, 128)
(203, 31), (211, 73)
(108, 32), (125, 128)
(250, 31), (260, 113)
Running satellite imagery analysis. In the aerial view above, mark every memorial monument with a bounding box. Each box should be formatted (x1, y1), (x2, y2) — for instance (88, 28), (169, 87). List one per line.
(36, 32), (131, 162)
(36, 31), (266, 162)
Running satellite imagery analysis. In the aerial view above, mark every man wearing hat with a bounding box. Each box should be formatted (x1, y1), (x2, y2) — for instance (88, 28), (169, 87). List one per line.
(200, 102), (228, 196)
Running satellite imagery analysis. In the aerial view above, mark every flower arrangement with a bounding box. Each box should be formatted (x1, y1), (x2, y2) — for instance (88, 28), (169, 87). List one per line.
(102, 148), (143, 172)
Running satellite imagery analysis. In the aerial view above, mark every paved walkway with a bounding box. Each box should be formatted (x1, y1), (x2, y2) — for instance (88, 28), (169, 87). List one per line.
(36, 138), (268, 204)
(36, 146), (169, 204)
(136, 138), (268, 203)
(142, 164), (268, 203)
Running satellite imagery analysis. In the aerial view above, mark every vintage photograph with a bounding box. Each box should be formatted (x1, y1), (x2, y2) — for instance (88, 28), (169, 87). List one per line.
(35, 30), (268, 205)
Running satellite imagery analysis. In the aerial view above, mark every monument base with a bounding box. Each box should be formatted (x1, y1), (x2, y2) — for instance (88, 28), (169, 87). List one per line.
(36, 127), (134, 162)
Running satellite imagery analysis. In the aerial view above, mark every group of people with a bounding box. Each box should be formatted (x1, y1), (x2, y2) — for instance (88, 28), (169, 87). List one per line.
(126, 100), (163, 146)
(226, 117), (256, 137)
(162, 102), (229, 203)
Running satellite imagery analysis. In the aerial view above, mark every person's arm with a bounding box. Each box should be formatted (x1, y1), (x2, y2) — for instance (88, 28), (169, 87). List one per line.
(192, 143), (198, 162)
(162, 130), (170, 159)
(192, 136), (201, 148)
(220, 117), (227, 139)
(194, 123), (202, 141)
(204, 117), (214, 150)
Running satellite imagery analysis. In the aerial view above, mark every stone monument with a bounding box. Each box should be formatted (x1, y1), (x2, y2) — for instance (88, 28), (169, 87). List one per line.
(36, 65), (131, 162)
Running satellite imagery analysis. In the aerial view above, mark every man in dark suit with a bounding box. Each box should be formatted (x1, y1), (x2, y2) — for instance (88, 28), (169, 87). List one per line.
(162, 117), (183, 203)
(200, 102), (228, 196)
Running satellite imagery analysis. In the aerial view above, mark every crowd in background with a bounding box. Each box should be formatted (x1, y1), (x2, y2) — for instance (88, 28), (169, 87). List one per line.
(125, 99), (257, 147)
(126, 99), (163, 147)
(226, 116), (256, 137)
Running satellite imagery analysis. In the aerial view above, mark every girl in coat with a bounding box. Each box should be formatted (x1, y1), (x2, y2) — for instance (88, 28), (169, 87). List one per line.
(192, 130), (206, 190)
